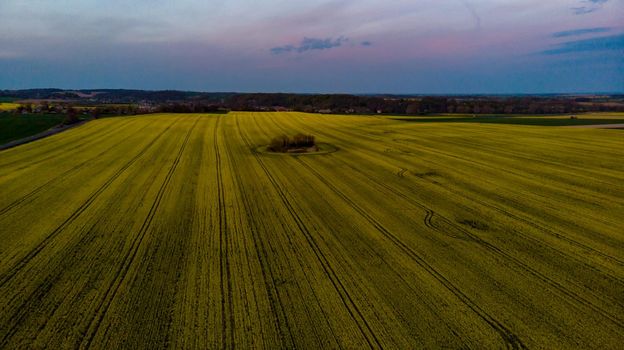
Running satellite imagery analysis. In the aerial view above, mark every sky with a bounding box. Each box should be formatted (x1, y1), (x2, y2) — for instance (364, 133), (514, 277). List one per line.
(0, 0), (622, 93)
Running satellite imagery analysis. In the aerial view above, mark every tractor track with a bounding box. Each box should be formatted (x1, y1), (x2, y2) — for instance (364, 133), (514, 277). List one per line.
(2, 112), (622, 348)
(0, 118), (181, 290)
(0, 118), (133, 173)
(213, 117), (236, 348)
(294, 156), (526, 350)
(79, 117), (199, 349)
(0, 119), (150, 217)
(298, 115), (624, 265)
(423, 209), (436, 230)
(239, 116), (382, 349)
(392, 139), (624, 265)
(256, 112), (475, 347)
(229, 117), (298, 348)
(393, 129), (624, 190)
(348, 126), (624, 273)
(0, 167), (166, 348)
(304, 124), (624, 323)
(428, 177), (624, 285)
(397, 168), (408, 178)
(317, 151), (624, 328)
(0, 117), (182, 347)
(233, 113), (620, 344)
(281, 114), (624, 283)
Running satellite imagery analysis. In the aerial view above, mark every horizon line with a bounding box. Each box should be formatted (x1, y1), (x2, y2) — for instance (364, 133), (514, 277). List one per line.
(2, 88), (623, 97)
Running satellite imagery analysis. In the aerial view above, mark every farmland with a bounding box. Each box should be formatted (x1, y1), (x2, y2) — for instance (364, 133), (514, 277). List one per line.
(0, 114), (67, 145)
(394, 112), (624, 126)
(1, 112), (623, 348)
(0, 103), (20, 111)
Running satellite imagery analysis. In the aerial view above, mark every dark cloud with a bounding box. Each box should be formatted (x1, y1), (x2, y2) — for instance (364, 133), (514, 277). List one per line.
(572, 0), (609, 15)
(271, 37), (349, 54)
(541, 34), (624, 55)
(553, 27), (611, 38)
(361, 41), (372, 47)
(270, 45), (296, 55)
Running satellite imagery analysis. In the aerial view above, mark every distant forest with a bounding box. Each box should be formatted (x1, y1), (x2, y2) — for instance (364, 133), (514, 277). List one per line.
(2, 89), (623, 115)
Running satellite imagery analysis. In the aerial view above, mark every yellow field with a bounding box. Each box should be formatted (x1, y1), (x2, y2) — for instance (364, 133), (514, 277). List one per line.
(0, 112), (623, 348)
(0, 103), (20, 111)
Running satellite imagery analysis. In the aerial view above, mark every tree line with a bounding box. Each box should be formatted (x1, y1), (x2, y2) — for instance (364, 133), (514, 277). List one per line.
(3, 90), (623, 116)
(224, 94), (624, 115)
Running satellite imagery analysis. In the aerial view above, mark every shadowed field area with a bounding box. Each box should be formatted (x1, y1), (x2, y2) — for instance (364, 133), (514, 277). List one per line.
(394, 112), (624, 126)
(0, 114), (67, 145)
(0, 112), (623, 348)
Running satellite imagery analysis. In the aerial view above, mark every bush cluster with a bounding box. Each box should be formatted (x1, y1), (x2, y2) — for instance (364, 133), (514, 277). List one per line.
(268, 134), (316, 152)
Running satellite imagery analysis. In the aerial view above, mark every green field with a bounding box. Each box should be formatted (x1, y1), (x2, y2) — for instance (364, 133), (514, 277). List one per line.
(0, 114), (67, 145)
(1, 112), (623, 348)
(394, 112), (624, 126)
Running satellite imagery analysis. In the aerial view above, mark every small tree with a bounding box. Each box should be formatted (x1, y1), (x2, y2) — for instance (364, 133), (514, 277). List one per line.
(269, 135), (289, 152)
(291, 133), (315, 148)
(64, 107), (80, 125)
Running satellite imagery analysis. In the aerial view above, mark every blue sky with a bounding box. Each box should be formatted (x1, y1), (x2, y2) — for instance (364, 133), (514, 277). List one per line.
(0, 0), (622, 93)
